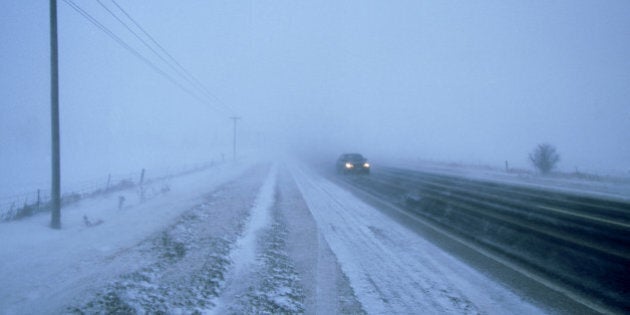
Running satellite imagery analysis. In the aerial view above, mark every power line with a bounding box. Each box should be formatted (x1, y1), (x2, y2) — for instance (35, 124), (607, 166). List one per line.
(63, 0), (207, 107)
(62, 0), (233, 115)
(109, 0), (231, 112)
(97, 0), (230, 113)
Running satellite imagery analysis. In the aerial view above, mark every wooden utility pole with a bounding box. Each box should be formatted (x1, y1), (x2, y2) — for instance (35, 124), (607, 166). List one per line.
(230, 116), (241, 162)
(50, 0), (61, 229)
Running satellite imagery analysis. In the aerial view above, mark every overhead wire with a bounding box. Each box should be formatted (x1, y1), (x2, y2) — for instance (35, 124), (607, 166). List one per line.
(109, 0), (230, 111)
(61, 0), (234, 115)
(63, 0), (212, 110)
(97, 0), (233, 114)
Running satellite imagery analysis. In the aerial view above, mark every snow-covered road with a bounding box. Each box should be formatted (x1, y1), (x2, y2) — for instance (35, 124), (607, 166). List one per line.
(292, 165), (543, 314)
(0, 160), (546, 314)
(210, 165), (362, 314)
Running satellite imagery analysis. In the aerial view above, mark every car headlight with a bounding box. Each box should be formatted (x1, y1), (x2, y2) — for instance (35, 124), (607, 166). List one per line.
(363, 162), (370, 168)
(345, 162), (354, 169)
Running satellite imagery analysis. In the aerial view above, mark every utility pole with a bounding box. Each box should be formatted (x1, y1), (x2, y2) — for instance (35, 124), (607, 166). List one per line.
(50, 0), (61, 229)
(229, 116), (241, 162)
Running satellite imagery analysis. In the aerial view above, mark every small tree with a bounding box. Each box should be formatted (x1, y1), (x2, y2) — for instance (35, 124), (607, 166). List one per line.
(529, 143), (560, 174)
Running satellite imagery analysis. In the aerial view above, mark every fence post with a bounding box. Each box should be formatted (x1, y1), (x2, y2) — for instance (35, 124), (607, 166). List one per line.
(139, 169), (145, 186)
(139, 168), (146, 201)
(37, 189), (41, 212)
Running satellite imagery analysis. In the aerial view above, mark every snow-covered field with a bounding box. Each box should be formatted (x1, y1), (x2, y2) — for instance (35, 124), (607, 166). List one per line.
(0, 161), (256, 314)
(0, 159), (545, 314)
(379, 158), (630, 201)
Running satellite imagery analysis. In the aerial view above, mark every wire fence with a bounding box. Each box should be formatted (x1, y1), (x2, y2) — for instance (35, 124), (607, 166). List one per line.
(0, 161), (218, 222)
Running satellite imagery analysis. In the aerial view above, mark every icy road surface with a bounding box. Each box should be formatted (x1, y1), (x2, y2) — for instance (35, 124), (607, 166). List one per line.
(0, 161), (543, 314)
(291, 165), (542, 314)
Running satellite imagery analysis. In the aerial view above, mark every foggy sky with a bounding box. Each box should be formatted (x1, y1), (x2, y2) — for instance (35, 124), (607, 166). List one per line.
(2, 0), (630, 195)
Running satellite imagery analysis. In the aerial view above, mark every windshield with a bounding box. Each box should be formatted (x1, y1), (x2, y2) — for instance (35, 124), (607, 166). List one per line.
(344, 154), (365, 161)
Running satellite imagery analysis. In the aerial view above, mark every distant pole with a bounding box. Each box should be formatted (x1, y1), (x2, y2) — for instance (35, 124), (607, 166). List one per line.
(37, 189), (41, 212)
(139, 168), (146, 201)
(230, 116), (241, 162)
(50, 0), (61, 229)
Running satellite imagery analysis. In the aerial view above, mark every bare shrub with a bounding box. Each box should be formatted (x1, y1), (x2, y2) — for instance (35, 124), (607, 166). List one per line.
(529, 143), (560, 174)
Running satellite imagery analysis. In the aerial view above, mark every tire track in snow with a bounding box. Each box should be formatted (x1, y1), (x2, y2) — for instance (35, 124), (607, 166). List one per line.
(277, 169), (365, 314)
(294, 167), (429, 314)
(315, 182), (437, 314)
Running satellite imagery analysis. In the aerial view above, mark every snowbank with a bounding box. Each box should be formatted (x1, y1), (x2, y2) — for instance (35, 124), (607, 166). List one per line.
(0, 161), (254, 314)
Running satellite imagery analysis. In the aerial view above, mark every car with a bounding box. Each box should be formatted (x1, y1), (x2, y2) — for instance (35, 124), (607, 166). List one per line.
(336, 153), (370, 175)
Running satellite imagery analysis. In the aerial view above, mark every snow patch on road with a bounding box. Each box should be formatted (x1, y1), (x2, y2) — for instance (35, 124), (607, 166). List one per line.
(230, 201), (305, 314)
(277, 170), (365, 314)
(229, 165), (277, 276)
(210, 165), (279, 313)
